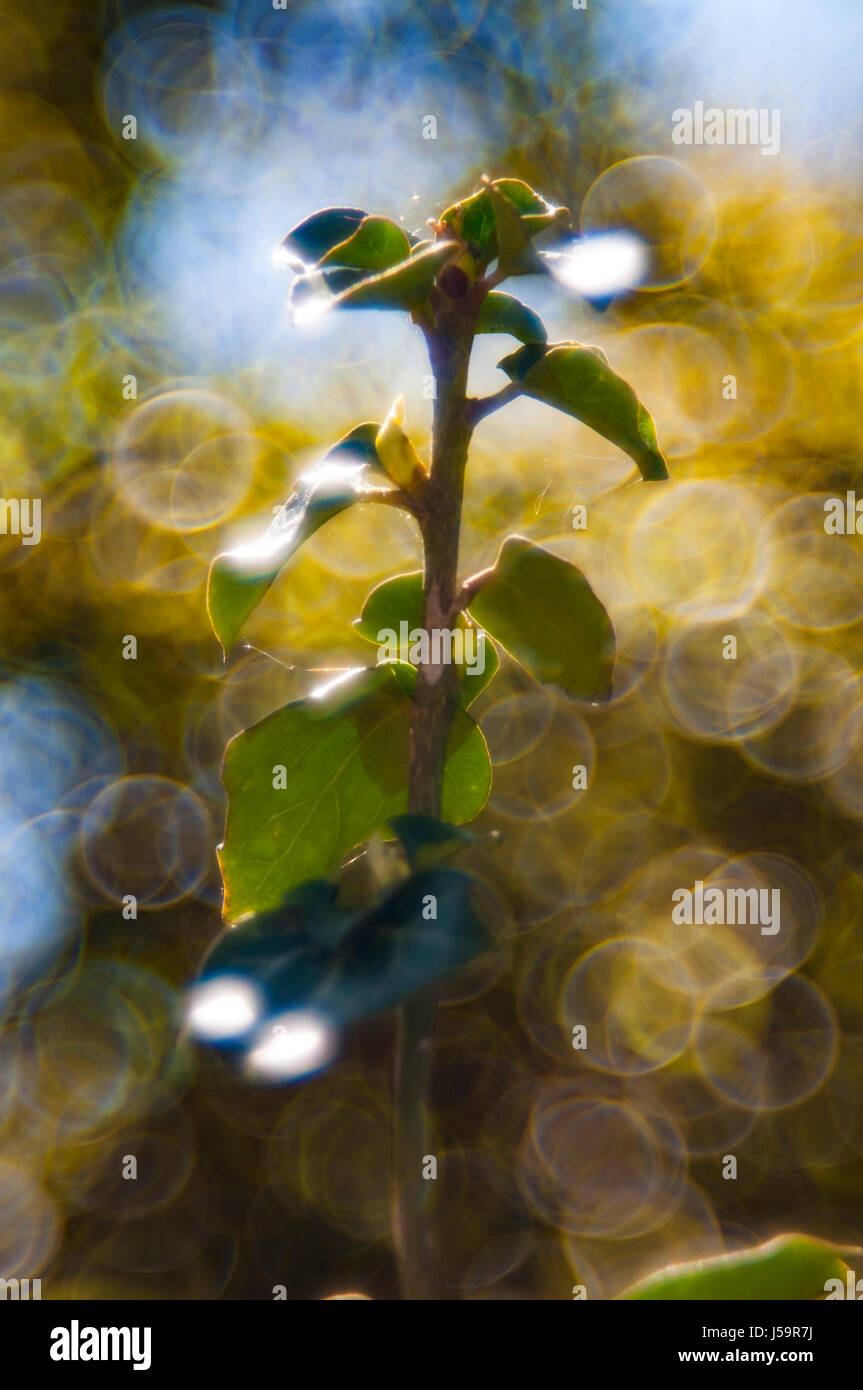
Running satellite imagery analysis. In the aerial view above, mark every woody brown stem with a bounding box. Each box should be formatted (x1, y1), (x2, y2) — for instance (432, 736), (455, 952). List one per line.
(391, 305), (476, 1302)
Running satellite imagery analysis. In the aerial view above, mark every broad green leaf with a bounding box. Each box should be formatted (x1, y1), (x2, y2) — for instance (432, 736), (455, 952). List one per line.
(467, 536), (614, 701)
(198, 864), (492, 1036)
(319, 215), (412, 273)
(619, 1235), (856, 1302)
(353, 571), (499, 706)
(219, 665), (491, 919)
(389, 814), (491, 870)
(439, 179), (568, 267)
(483, 178), (544, 277)
(499, 342), (669, 481)
(280, 206), (367, 269)
(330, 241), (458, 311)
(207, 426), (385, 654)
(354, 572), (425, 639)
(476, 291), (547, 344)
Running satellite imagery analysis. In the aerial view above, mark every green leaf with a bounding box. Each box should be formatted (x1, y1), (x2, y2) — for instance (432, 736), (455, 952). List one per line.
(492, 177), (566, 222)
(219, 665), (491, 920)
(290, 266), (367, 307)
(322, 866), (492, 1020)
(440, 188), (497, 261)
(467, 536), (614, 701)
(325, 421), (382, 466)
(499, 342), (669, 481)
(280, 206), (367, 269)
(216, 879), (365, 960)
(330, 241), (458, 311)
(618, 1235), (856, 1301)
(318, 215), (412, 274)
(483, 178), (544, 277)
(199, 864), (492, 1034)
(439, 179), (568, 268)
(476, 291), (547, 344)
(389, 814), (492, 870)
(499, 341), (547, 377)
(207, 426), (385, 655)
(353, 571), (499, 706)
(354, 571), (425, 639)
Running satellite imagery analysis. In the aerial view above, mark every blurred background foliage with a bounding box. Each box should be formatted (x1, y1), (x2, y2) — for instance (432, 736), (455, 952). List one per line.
(2, 0), (863, 1299)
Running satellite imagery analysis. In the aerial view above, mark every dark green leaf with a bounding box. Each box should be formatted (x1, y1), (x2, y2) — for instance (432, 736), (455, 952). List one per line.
(353, 571), (499, 706)
(499, 342), (669, 481)
(207, 426), (386, 654)
(219, 665), (491, 919)
(319, 215), (412, 273)
(330, 241), (458, 311)
(199, 864), (492, 1036)
(211, 880), (365, 964)
(619, 1235), (856, 1302)
(476, 291), (547, 344)
(322, 865), (492, 1020)
(389, 814), (492, 870)
(467, 535), (614, 701)
(280, 206), (367, 269)
(325, 421), (382, 466)
(499, 341), (547, 377)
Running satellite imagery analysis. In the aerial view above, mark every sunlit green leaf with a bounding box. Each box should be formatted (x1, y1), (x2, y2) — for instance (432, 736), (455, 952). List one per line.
(619, 1235), (857, 1301)
(319, 215), (412, 273)
(219, 665), (492, 919)
(476, 291), (547, 344)
(440, 188), (497, 260)
(493, 177), (566, 223)
(467, 535), (614, 700)
(499, 341), (669, 481)
(280, 206), (367, 269)
(439, 179), (568, 268)
(483, 178), (544, 277)
(207, 425), (386, 654)
(330, 241), (458, 311)
(354, 572), (425, 640)
(353, 571), (499, 706)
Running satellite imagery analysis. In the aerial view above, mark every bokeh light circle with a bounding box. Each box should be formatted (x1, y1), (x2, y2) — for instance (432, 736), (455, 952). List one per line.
(581, 156), (716, 290)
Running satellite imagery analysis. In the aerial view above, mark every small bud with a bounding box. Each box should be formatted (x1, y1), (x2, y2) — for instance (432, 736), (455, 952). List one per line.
(375, 398), (428, 492)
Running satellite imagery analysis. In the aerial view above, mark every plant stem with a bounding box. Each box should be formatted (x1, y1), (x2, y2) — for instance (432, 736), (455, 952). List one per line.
(390, 987), (438, 1299)
(391, 308), (475, 1301)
